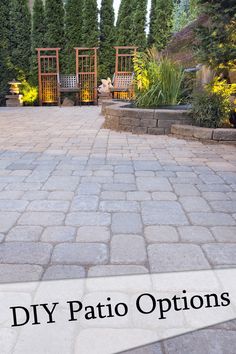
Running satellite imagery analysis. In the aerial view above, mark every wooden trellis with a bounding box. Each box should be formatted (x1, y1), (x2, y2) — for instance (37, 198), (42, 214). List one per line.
(75, 47), (98, 104)
(37, 48), (60, 105)
(112, 46), (138, 100)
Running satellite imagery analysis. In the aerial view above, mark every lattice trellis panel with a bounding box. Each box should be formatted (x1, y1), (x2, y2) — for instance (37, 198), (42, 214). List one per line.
(37, 48), (60, 105)
(113, 46), (138, 101)
(75, 48), (98, 104)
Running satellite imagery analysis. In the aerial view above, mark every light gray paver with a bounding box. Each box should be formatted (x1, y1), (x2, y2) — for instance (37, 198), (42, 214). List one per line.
(148, 244), (210, 272)
(202, 244), (236, 266)
(164, 329), (236, 354)
(189, 212), (235, 226)
(211, 226), (236, 242)
(137, 177), (172, 192)
(88, 265), (149, 277)
(41, 226), (76, 242)
(18, 212), (65, 226)
(66, 212), (111, 226)
(52, 243), (108, 265)
(99, 200), (139, 212)
(111, 235), (147, 264)
(0, 264), (43, 283)
(179, 197), (211, 212)
(6, 226), (43, 242)
(77, 226), (110, 242)
(0, 212), (20, 233)
(43, 176), (79, 191)
(71, 195), (99, 211)
(0, 242), (52, 265)
(145, 226), (179, 243)
(43, 265), (85, 280)
(142, 201), (188, 225)
(178, 226), (214, 243)
(112, 213), (143, 234)
(27, 200), (70, 212)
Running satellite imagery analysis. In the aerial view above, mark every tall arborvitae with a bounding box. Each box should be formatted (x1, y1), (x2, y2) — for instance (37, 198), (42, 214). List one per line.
(99, 0), (115, 79)
(133, 0), (147, 49)
(148, 0), (157, 47)
(9, 0), (31, 76)
(65, 0), (84, 73)
(82, 0), (99, 47)
(0, 0), (12, 105)
(116, 0), (135, 46)
(45, 0), (65, 48)
(149, 0), (174, 51)
(31, 0), (46, 84)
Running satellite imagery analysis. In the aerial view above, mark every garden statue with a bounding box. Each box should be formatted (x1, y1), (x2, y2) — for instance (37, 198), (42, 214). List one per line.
(98, 78), (113, 94)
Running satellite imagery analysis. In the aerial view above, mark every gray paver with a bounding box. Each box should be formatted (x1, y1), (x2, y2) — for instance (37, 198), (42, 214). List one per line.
(145, 226), (179, 243)
(142, 201), (188, 225)
(42, 226), (76, 242)
(43, 176), (79, 191)
(137, 177), (172, 192)
(148, 244), (210, 272)
(52, 243), (108, 265)
(0, 264), (43, 283)
(27, 200), (69, 212)
(18, 212), (65, 226)
(0, 242), (52, 265)
(0, 212), (20, 233)
(66, 212), (111, 226)
(112, 213), (143, 234)
(111, 235), (147, 264)
(178, 226), (214, 243)
(202, 244), (236, 266)
(211, 226), (236, 242)
(71, 195), (99, 211)
(6, 226), (43, 242)
(43, 265), (85, 280)
(88, 265), (149, 277)
(77, 226), (110, 242)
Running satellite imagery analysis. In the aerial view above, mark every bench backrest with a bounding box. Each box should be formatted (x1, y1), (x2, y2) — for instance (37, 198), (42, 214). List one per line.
(59, 75), (78, 88)
(113, 73), (134, 89)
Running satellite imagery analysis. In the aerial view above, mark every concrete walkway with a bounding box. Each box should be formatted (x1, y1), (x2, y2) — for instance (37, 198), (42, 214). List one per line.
(0, 106), (235, 352)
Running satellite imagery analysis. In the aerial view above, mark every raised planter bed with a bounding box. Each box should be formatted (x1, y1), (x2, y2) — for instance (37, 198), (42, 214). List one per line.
(102, 100), (192, 135)
(171, 124), (236, 144)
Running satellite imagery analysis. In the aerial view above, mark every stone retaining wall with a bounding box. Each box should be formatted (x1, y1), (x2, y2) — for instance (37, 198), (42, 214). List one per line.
(102, 101), (192, 135)
(171, 124), (236, 144)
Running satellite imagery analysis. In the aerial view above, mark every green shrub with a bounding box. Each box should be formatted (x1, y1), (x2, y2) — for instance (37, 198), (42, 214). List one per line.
(134, 49), (185, 108)
(192, 78), (235, 128)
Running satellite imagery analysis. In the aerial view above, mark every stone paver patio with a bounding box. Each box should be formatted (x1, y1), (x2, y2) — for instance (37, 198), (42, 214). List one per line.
(0, 106), (235, 352)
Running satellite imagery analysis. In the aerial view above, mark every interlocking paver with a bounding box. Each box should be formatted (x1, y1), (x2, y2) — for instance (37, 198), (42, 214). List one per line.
(0, 107), (235, 293)
(52, 243), (108, 265)
(145, 226), (179, 243)
(148, 244), (210, 272)
(41, 226), (76, 242)
(6, 226), (43, 242)
(77, 226), (110, 242)
(111, 235), (147, 264)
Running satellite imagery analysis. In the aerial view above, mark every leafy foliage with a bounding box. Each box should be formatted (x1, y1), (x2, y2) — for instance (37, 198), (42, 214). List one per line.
(148, 0), (174, 51)
(21, 80), (38, 105)
(134, 48), (185, 108)
(0, 0), (12, 105)
(99, 0), (115, 79)
(31, 0), (46, 85)
(196, 0), (236, 70)
(116, 0), (135, 45)
(192, 78), (236, 128)
(45, 0), (65, 48)
(173, 0), (199, 33)
(82, 0), (99, 47)
(132, 0), (148, 49)
(65, 0), (84, 73)
(9, 0), (31, 75)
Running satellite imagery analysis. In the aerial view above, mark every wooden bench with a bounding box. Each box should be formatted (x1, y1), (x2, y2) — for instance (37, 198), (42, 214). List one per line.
(57, 74), (81, 106)
(110, 73), (134, 100)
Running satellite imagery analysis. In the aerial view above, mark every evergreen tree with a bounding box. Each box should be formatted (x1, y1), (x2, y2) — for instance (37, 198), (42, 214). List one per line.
(45, 0), (65, 48)
(32, 0), (46, 50)
(149, 0), (174, 51)
(99, 0), (115, 78)
(173, 0), (198, 33)
(65, 0), (84, 73)
(116, 0), (135, 46)
(148, 0), (157, 47)
(133, 0), (147, 49)
(0, 0), (12, 105)
(31, 0), (46, 84)
(9, 0), (32, 76)
(82, 0), (99, 47)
